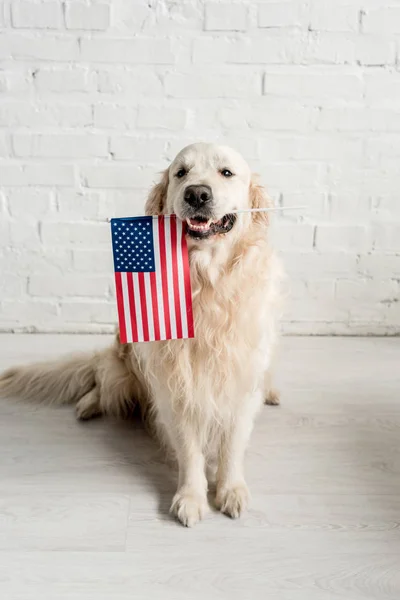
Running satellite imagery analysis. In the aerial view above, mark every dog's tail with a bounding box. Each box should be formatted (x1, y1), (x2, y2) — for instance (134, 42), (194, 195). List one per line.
(0, 353), (98, 405)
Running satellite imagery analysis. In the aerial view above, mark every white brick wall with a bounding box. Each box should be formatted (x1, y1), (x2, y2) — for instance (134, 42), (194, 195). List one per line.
(0, 0), (399, 335)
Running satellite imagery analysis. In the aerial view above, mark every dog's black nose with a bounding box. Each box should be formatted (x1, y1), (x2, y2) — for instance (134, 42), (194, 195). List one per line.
(184, 185), (213, 209)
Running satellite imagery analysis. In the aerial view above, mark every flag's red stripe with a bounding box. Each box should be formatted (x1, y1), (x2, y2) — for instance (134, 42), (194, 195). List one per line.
(138, 272), (149, 342)
(158, 217), (171, 339)
(126, 272), (138, 343)
(181, 222), (194, 338)
(114, 272), (127, 344)
(150, 271), (160, 341)
(170, 216), (183, 339)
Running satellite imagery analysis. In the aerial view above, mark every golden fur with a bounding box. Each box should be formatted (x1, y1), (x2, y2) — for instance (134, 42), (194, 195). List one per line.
(0, 143), (283, 527)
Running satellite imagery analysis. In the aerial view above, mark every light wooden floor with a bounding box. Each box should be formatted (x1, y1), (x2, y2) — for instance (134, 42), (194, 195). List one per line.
(0, 335), (399, 600)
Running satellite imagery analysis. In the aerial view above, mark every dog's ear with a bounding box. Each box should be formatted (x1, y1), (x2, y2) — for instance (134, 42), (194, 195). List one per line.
(145, 169), (169, 216)
(249, 175), (272, 227)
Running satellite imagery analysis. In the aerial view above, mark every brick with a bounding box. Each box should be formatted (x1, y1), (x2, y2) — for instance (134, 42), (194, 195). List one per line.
(29, 274), (110, 298)
(247, 106), (317, 131)
(65, 2), (110, 30)
(93, 104), (137, 130)
(165, 72), (260, 98)
(56, 190), (103, 219)
(80, 38), (174, 64)
(72, 249), (113, 273)
(315, 225), (369, 252)
(193, 35), (299, 65)
(11, 1), (63, 29)
(81, 165), (155, 189)
(263, 67), (363, 105)
(109, 136), (167, 161)
(304, 31), (356, 64)
(355, 36), (396, 66)
(34, 67), (93, 92)
(96, 68), (163, 96)
(13, 134), (108, 159)
(364, 71), (400, 108)
(137, 106), (187, 130)
(372, 225), (400, 252)
(7, 189), (52, 217)
(0, 33), (79, 61)
(317, 108), (400, 132)
(0, 102), (92, 128)
(363, 7), (400, 35)
(309, 2), (359, 32)
(258, 2), (307, 28)
(60, 301), (115, 323)
(270, 223), (315, 251)
(41, 222), (110, 246)
(0, 164), (75, 186)
(1, 301), (58, 322)
(205, 3), (248, 31)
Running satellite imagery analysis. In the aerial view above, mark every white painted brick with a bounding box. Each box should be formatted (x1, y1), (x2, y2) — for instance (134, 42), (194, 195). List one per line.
(363, 7), (400, 35)
(109, 136), (167, 161)
(80, 38), (174, 64)
(357, 255), (400, 279)
(263, 67), (363, 106)
(165, 72), (260, 98)
(34, 67), (94, 93)
(0, 164), (75, 186)
(41, 222), (110, 246)
(13, 134), (108, 158)
(258, 2), (307, 28)
(304, 31), (356, 64)
(72, 249), (113, 273)
(336, 279), (399, 305)
(283, 252), (358, 279)
(7, 189), (52, 217)
(0, 34), (79, 61)
(193, 35), (299, 65)
(0, 69), (33, 93)
(60, 300), (115, 323)
(0, 102), (92, 128)
(65, 2), (110, 30)
(315, 225), (369, 252)
(1, 301), (58, 322)
(205, 3), (248, 31)
(271, 223), (315, 251)
(29, 274), (110, 298)
(96, 68), (163, 96)
(355, 35), (396, 66)
(247, 106), (317, 131)
(137, 106), (187, 130)
(81, 165), (155, 189)
(11, 1), (63, 29)
(56, 190), (103, 219)
(364, 71), (400, 108)
(372, 225), (400, 252)
(317, 108), (400, 132)
(93, 104), (137, 130)
(309, 1), (359, 32)
(0, 132), (10, 157)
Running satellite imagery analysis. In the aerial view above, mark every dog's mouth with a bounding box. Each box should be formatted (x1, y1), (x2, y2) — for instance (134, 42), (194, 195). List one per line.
(185, 214), (236, 239)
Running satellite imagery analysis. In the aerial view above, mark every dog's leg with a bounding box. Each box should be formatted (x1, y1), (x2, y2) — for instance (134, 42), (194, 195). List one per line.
(216, 390), (263, 518)
(169, 423), (208, 527)
(76, 386), (102, 421)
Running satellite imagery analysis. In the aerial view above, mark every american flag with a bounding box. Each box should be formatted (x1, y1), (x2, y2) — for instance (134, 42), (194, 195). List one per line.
(111, 215), (194, 344)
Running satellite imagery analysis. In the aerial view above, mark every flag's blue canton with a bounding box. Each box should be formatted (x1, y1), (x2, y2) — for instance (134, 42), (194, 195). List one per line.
(111, 217), (155, 273)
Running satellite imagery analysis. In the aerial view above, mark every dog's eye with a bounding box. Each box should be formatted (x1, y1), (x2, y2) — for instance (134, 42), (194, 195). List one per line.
(175, 168), (187, 179)
(221, 169), (233, 178)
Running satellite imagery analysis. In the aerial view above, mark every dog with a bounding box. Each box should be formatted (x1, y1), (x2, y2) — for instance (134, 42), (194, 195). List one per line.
(0, 143), (283, 527)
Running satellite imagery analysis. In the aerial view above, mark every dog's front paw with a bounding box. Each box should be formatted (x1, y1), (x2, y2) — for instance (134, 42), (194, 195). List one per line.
(170, 489), (208, 527)
(216, 483), (250, 519)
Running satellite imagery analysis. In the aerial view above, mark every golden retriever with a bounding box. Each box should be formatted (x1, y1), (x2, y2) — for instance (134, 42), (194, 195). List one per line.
(0, 143), (283, 527)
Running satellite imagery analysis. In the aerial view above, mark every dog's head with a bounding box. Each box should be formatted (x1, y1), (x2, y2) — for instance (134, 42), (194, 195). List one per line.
(146, 142), (271, 248)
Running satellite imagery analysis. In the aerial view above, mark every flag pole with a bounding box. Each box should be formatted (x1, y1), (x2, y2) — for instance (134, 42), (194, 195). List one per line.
(107, 206), (305, 222)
